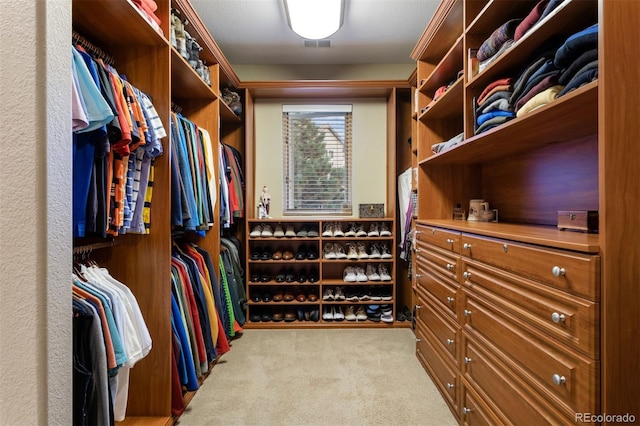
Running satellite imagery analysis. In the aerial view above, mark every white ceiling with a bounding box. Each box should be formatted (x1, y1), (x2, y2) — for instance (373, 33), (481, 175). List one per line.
(190, 0), (439, 66)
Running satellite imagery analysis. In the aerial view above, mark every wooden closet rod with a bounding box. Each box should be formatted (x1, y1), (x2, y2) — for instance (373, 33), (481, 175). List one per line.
(72, 30), (115, 66)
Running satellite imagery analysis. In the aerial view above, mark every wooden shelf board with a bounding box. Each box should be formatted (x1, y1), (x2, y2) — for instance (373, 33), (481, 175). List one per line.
(115, 416), (172, 426)
(419, 81), (597, 165)
(220, 101), (241, 123)
(171, 48), (217, 100)
(418, 76), (464, 121)
(73, 0), (167, 47)
(244, 321), (401, 329)
(418, 219), (600, 253)
(466, 0), (536, 36)
(419, 34), (464, 94)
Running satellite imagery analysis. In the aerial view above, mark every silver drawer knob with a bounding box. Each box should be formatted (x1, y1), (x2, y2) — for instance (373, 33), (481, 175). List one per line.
(463, 407), (472, 415)
(414, 248), (421, 253)
(446, 338), (454, 345)
(463, 243), (472, 250)
(463, 271), (471, 279)
(446, 238), (454, 245)
(463, 309), (472, 316)
(552, 266), (566, 277)
(464, 357), (472, 364)
(447, 296), (454, 304)
(446, 383), (454, 389)
(416, 338), (421, 342)
(551, 312), (566, 323)
(552, 374), (566, 385)
(415, 273), (422, 279)
(415, 305), (422, 309)
(446, 263), (454, 271)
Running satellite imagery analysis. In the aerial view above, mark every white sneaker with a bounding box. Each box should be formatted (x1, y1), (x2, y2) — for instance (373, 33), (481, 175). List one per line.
(355, 266), (368, 282)
(296, 226), (308, 237)
(357, 242), (369, 259)
(368, 244), (381, 259)
(334, 286), (346, 301)
(355, 306), (368, 321)
(322, 223), (333, 237)
(345, 305), (356, 321)
(343, 266), (357, 282)
(324, 243), (337, 259)
(307, 227), (319, 237)
(355, 223), (367, 237)
(366, 264), (381, 281)
(261, 224), (273, 237)
(368, 223), (380, 237)
(284, 225), (296, 237)
(323, 307), (334, 321)
(334, 243), (348, 259)
(379, 264), (392, 281)
(381, 312), (394, 323)
(333, 222), (344, 237)
(323, 288), (335, 300)
(273, 224), (285, 237)
(380, 243), (392, 259)
(344, 222), (357, 237)
(379, 223), (391, 236)
(250, 224), (262, 237)
(346, 243), (359, 260)
(334, 306), (345, 321)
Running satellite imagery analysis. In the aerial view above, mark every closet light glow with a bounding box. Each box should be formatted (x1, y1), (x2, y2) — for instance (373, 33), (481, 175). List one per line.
(284, 0), (344, 40)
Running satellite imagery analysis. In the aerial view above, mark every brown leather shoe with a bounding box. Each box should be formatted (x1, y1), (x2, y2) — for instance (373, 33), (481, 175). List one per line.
(284, 311), (297, 322)
(307, 291), (318, 302)
(272, 311), (284, 322)
(282, 249), (294, 260)
(283, 291), (295, 302)
(272, 288), (283, 302)
(272, 248), (283, 260)
(295, 289), (307, 302)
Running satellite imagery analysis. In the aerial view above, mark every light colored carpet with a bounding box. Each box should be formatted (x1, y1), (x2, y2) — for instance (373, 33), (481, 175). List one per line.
(176, 328), (457, 426)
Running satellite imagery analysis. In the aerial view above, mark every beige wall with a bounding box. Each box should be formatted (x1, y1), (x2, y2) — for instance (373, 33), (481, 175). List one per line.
(0, 0), (72, 424)
(254, 98), (388, 218)
(235, 63), (415, 81)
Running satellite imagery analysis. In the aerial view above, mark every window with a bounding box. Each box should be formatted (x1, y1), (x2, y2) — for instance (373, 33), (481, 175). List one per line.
(282, 105), (352, 215)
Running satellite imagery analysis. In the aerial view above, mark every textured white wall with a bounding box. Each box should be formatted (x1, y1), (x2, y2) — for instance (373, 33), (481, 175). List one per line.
(0, 0), (72, 424)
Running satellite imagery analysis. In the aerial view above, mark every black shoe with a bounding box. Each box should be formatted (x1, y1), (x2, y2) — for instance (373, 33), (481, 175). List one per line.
(309, 309), (320, 322)
(308, 268), (319, 283)
(260, 248), (272, 260)
(261, 313), (272, 322)
(275, 270), (286, 283)
(285, 270), (295, 283)
(250, 313), (262, 322)
(295, 245), (307, 260)
(250, 271), (260, 282)
(251, 292), (262, 302)
(306, 245), (319, 260)
(297, 269), (307, 283)
(261, 272), (271, 282)
(262, 291), (272, 303)
(250, 248), (261, 260)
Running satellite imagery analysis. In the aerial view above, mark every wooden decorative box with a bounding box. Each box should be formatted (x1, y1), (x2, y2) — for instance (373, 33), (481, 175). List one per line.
(557, 210), (598, 233)
(359, 203), (385, 218)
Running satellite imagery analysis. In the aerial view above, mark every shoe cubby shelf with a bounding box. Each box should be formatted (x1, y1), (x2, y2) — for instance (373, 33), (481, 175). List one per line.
(246, 218), (397, 328)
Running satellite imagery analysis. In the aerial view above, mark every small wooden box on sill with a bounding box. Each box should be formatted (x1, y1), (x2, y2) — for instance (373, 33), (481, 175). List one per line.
(557, 210), (599, 233)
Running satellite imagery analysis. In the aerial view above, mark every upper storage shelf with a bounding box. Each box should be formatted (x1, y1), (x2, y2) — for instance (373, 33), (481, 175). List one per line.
(73, 0), (168, 46)
(420, 81), (597, 165)
(411, 0), (463, 63)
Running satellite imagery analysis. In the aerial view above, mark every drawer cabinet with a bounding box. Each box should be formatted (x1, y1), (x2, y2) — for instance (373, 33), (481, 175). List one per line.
(460, 234), (600, 300)
(416, 322), (459, 411)
(460, 377), (505, 426)
(462, 259), (599, 358)
(462, 292), (599, 416)
(416, 257), (459, 319)
(463, 337), (572, 425)
(416, 223), (461, 254)
(416, 290), (460, 365)
(416, 239), (459, 282)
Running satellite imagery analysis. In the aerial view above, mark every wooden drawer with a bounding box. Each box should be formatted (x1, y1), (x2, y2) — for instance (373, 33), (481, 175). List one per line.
(416, 262), (459, 320)
(460, 233), (600, 300)
(460, 377), (506, 426)
(462, 258), (599, 358)
(416, 239), (459, 282)
(462, 291), (599, 416)
(462, 336), (572, 425)
(416, 223), (461, 254)
(415, 322), (458, 410)
(416, 291), (459, 364)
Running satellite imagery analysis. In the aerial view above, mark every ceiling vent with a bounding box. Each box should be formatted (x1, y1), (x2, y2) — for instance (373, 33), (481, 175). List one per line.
(304, 39), (331, 48)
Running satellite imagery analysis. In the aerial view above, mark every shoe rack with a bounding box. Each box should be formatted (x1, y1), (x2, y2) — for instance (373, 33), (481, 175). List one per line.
(245, 218), (398, 327)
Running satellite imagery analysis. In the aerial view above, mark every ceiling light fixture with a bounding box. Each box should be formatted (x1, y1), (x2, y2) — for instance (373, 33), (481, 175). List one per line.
(284, 0), (344, 40)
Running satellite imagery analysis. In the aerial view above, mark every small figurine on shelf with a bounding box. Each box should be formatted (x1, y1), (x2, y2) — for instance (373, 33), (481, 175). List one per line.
(257, 203), (267, 219)
(261, 186), (271, 217)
